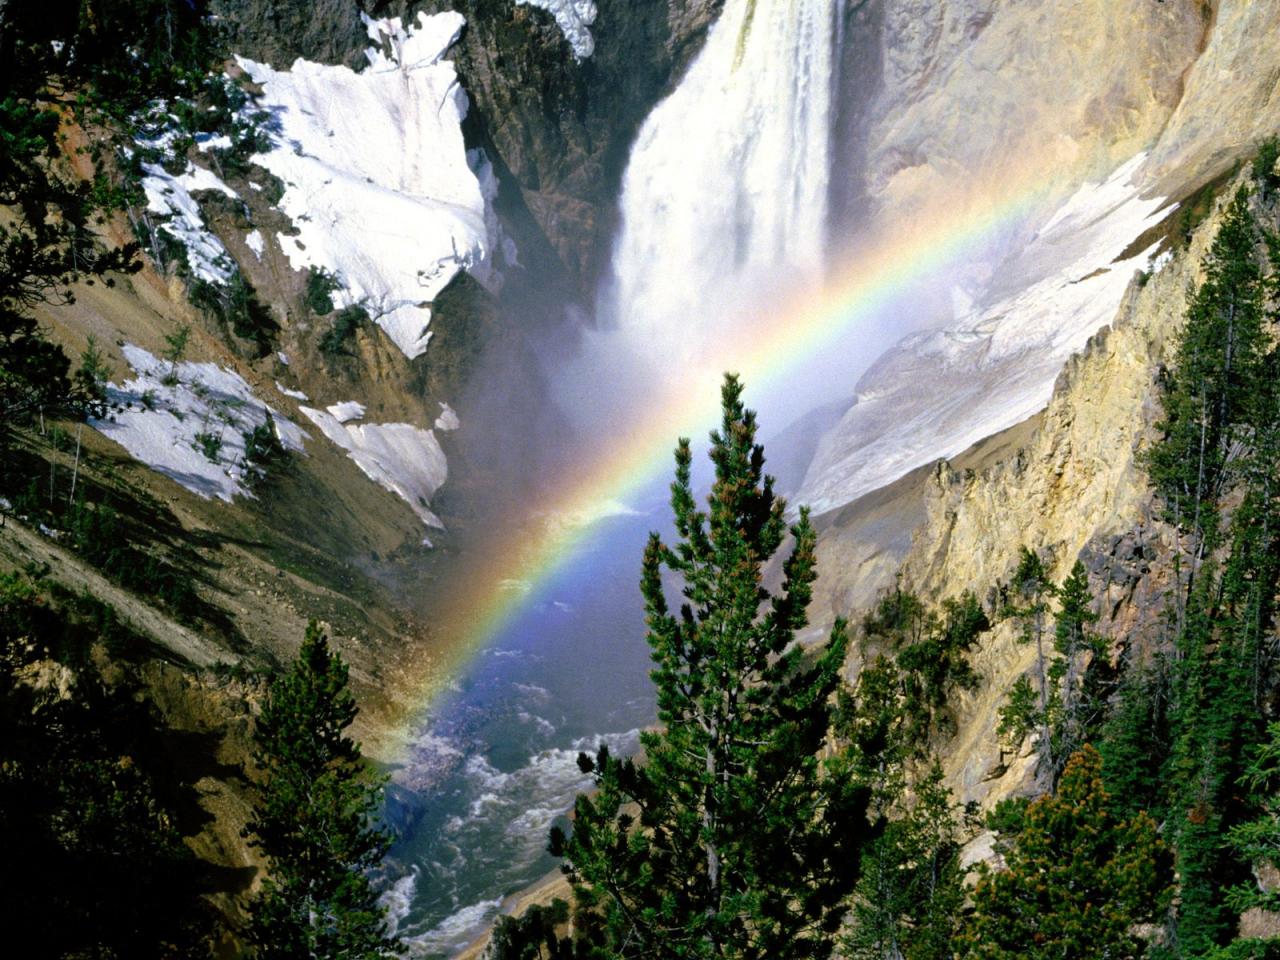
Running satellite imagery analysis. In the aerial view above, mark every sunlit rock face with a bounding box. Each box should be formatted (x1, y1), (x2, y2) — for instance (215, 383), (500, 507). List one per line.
(798, 0), (1280, 516)
(853, 0), (1206, 224)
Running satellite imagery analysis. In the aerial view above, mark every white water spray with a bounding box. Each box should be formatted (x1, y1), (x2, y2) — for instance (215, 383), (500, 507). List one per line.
(599, 0), (840, 374)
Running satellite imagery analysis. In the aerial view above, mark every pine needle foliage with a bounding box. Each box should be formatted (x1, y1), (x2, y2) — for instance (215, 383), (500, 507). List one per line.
(245, 622), (401, 959)
(960, 746), (1170, 960)
(552, 374), (872, 960)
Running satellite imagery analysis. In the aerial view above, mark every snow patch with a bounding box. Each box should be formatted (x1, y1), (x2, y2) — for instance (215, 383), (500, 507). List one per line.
(326, 400), (366, 424)
(140, 159), (238, 284)
(275, 381), (308, 401)
(299, 407), (447, 528)
(434, 402), (460, 432)
(799, 154), (1171, 512)
(91, 345), (307, 502)
(516, 0), (598, 58)
(244, 229), (265, 258)
(235, 11), (512, 360)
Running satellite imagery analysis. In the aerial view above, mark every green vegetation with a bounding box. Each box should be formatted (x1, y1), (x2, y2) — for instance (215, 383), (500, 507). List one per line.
(321, 305), (370, 358)
(843, 764), (966, 960)
(244, 621), (402, 959)
(959, 747), (1169, 960)
(305, 266), (341, 317)
(997, 556), (1111, 784)
(549, 375), (872, 959)
(189, 272), (277, 357)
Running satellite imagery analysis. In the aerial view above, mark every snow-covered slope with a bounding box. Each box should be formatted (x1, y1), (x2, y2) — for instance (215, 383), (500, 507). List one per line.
(236, 11), (506, 359)
(91, 345), (307, 502)
(299, 404), (448, 531)
(797, 156), (1169, 514)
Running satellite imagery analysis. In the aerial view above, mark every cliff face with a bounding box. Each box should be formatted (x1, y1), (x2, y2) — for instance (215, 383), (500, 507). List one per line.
(800, 0), (1280, 524)
(839, 182), (1241, 815)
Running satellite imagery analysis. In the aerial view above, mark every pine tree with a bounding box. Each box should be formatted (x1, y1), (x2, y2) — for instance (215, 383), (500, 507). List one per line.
(245, 622), (401, 959)
(843, 764), (965, 960)
(959, 747), (1169, 960)
(1047, 561), (1108, 778)
(1145, 187), (1268, 563)
(997, 549), (1057, 779)
(551, 374), (872, 960)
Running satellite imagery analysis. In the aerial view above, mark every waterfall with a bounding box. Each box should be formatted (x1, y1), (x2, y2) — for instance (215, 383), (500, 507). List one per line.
(600, 0), (840, 373)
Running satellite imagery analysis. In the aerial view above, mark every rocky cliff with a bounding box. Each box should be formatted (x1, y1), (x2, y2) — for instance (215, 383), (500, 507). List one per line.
(818, 175), (1250, 825)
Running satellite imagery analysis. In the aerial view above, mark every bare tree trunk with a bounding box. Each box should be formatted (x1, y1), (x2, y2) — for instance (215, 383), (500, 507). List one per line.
(69, 423), (82, 504)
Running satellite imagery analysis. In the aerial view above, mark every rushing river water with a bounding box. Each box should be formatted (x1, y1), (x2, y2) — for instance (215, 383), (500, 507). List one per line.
(386, 485), (669, 955)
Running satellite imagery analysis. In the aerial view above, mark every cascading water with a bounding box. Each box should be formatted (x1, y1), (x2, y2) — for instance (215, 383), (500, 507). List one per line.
(601, 0), (840, 370)
(392, 4), (847, 955)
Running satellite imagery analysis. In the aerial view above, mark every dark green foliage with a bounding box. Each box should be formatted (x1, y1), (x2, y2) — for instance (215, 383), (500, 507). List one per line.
(244, 622), (401, 959)
(1048, 562), (1110, 773)
(896, 591), (987, 742)
(1254, 138), (1280, 201)
(1145, 187), (1268, 556)
(489, 900), (573, 960)
(997, 548), (1057, 776)
(855, 586), (989, 751)
(1100, 660), (1173, 824)
(321, 304), (370, 358)
(189, 273), (277, 356)
(959, 747), (1170, 960)
(306, 266), (341, 316)
(551, 375), (871, 959)
(163, 324), (191, 384)
(0, 573), (214, 957)
(193, 430), (223, 463)
(1224, 724), (1280, 922)
(1121, 183), (1280, 956)
(242, 415), (289, 489)
(843, 764), (965, 960)
(10, 486), (203, 623)
(1166, 571), (1262, 955)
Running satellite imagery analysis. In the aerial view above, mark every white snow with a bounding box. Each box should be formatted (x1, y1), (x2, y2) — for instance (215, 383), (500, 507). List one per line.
(276, 351), (290, 366)
(797, 154), (1171, 513)
(516, 0), (598, 58)
(140, 159), (238, 284)
(326, 400), (366, 424)
(245, 229), (265, 258)
(91, 345), (307, 502)
(234, 11), (510, 360)
(299, 407), (447, 528)
(434, 402), (460, 432)
(275, 381), (308, 401)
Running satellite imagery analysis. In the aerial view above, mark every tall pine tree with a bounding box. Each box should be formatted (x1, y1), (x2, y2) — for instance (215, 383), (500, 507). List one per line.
(245, 622), (401, 959)
(551, 374), (872, 960)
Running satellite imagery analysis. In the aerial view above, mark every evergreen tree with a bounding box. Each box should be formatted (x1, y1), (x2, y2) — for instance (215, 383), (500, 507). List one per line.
(842, 764), (965, 960)
(551, 374), (872, 960)
(996, 548), (1058, 779)
(1145, 187), (1268, 563)
(245, 622), (401, 959)
(959, 747), (1170, 960)
(1047, 561), (1109, 778)
(1099, 659), (1173, 824)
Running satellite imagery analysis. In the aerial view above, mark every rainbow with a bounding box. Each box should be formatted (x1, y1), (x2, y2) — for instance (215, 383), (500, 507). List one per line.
(392, 161), (1090, 748)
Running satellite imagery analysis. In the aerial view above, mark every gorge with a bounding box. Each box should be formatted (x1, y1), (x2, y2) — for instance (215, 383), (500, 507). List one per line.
(3, 1), (1280, 957)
